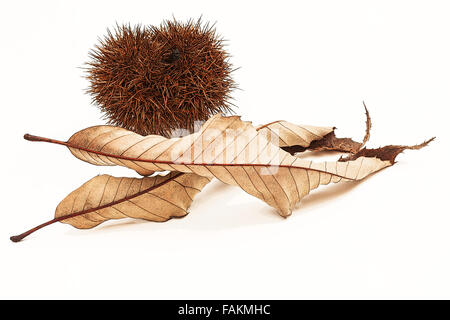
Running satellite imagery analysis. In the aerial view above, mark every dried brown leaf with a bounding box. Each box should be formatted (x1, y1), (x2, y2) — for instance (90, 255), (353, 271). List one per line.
(23, 115), (430, 217)
(10, 172), (210, 241)
(56, 172), (210, 229)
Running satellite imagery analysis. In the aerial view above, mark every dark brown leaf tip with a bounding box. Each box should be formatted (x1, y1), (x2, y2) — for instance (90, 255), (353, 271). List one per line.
(86, 18), (236, 137)
(340, 137), (435, 164)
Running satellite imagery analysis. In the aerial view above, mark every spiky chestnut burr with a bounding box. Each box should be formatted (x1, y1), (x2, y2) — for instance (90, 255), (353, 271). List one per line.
(86, 18), (235, 137)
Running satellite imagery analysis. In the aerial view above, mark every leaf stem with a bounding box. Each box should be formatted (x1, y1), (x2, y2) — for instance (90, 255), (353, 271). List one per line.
(24, 134), (68, 146)
(10, 216), (68, 242)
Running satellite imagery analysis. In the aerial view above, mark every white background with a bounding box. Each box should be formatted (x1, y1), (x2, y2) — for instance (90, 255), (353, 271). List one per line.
(1, 0), (449, 299)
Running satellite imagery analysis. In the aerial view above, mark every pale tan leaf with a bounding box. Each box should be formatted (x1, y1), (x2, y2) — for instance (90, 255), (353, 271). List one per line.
(55, 172), (211, 229)
(25, 115), (431, 217)
(10, 171), (211, 241)
(65, 120), (335, 175)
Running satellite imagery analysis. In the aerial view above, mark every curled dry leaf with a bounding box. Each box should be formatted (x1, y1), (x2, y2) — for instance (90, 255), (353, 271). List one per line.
(256, 121), (335, 149)
(22, 115), (432, 217)
(280, 103), (371, 155)
(10, 172), (210, 241)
